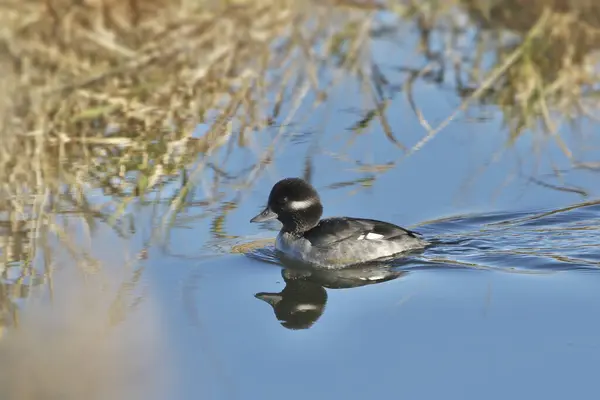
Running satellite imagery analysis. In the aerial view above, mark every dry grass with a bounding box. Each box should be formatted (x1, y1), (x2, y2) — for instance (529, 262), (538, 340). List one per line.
(1, 3), (600, 394)
(396, 0), (600, 157)
(0, 10), (401, 388)
(0, 0), (381, 358)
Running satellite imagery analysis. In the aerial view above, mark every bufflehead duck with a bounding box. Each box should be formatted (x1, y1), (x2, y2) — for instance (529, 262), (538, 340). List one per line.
(250, 178), (429, 268)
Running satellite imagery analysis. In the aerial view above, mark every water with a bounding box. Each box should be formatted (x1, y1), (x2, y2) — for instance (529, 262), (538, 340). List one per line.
(2, 6), (600, 400)
(147, 105), (600, 397)
(154, 201), (600, 399)
(146, 24), (600, 399)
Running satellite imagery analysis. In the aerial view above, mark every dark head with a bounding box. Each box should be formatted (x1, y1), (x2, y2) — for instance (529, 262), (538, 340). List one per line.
(250, 178), (323, 233)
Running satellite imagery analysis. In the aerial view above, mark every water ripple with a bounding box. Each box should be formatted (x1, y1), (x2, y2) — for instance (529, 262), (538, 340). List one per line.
(243, 199), (600, 274)
(421, 199), (600, 272)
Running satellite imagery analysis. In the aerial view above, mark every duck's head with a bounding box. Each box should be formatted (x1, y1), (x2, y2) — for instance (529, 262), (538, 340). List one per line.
(250, 178), (323, 233)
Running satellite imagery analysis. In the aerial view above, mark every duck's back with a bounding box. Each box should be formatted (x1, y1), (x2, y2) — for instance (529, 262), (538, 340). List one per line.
(275, 217), (428, 268)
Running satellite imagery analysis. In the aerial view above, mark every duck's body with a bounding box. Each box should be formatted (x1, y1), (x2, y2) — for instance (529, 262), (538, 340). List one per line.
(251, 178), (429, 268)
(276, 217), (426, 267)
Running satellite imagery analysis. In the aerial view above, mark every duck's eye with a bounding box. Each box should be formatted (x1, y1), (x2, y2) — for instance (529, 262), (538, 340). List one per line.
(274, 197), (288, 208)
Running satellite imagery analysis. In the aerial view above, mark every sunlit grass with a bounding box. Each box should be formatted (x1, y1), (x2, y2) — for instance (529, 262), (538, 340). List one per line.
(1, 0), (600, 368)
(395, 0), (600, 157)
(0, 0), (380, 344)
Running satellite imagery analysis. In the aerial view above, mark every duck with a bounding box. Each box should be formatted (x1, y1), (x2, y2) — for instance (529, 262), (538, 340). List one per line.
(250, 178), (429, 268)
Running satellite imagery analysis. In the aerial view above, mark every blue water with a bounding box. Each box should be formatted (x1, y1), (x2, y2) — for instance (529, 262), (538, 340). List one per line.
(160, 258), (600, 399)
(2, 7), (600, 400)
(139, 18), (600, 399)
(152, 201), (600, 400)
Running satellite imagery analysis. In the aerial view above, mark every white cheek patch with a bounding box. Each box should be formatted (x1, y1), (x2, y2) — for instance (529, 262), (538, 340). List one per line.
(365, 232), (384, 240)
(294, 304), (320, 312)
(288, 199), (315, 210)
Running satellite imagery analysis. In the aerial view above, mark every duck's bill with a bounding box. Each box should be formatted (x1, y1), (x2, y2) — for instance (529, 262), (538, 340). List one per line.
(250, 207), (278, 223)
(254, 292), (282, 306)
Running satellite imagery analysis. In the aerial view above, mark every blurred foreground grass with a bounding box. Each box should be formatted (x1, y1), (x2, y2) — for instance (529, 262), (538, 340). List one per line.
(0, 0), (381, 331)
(1, 1), (600, 394)
(0, 3), (383, 396)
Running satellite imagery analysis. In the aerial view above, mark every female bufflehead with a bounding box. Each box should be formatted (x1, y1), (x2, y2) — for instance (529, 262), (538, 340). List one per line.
(250, 178), (429, 268)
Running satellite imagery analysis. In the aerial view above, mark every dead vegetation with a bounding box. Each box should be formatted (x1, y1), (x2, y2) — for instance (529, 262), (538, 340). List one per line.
(398, 0), (600, 156)
(0, 0), (379, 335)
(1, 0), (600, 355)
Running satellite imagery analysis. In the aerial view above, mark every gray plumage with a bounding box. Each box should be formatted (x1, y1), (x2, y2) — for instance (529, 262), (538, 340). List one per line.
(251, 178), (429, 268)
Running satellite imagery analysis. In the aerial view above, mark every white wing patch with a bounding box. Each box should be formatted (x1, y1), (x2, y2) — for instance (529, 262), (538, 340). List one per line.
(288, 199), (315, 210)
(365, 232), (384, 240)
(357, 232), (385, 240)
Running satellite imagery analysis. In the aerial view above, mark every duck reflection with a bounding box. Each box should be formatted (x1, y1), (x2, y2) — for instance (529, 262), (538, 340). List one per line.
(255, 277), (326, 330)
(255, 257), (408, 330)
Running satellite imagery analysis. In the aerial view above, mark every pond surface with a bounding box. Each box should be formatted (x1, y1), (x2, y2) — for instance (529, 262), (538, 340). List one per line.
(2, 7), (600, 400)
(157, 185), (600, 400)
(145, 38), (600, 399)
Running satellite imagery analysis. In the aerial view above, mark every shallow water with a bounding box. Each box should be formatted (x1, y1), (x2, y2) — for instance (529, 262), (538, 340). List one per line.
(152, 205), (600, 399)
(142, 22), (600, 399)
(146, 167), (600, 400)
(3, 5), (600, 400)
